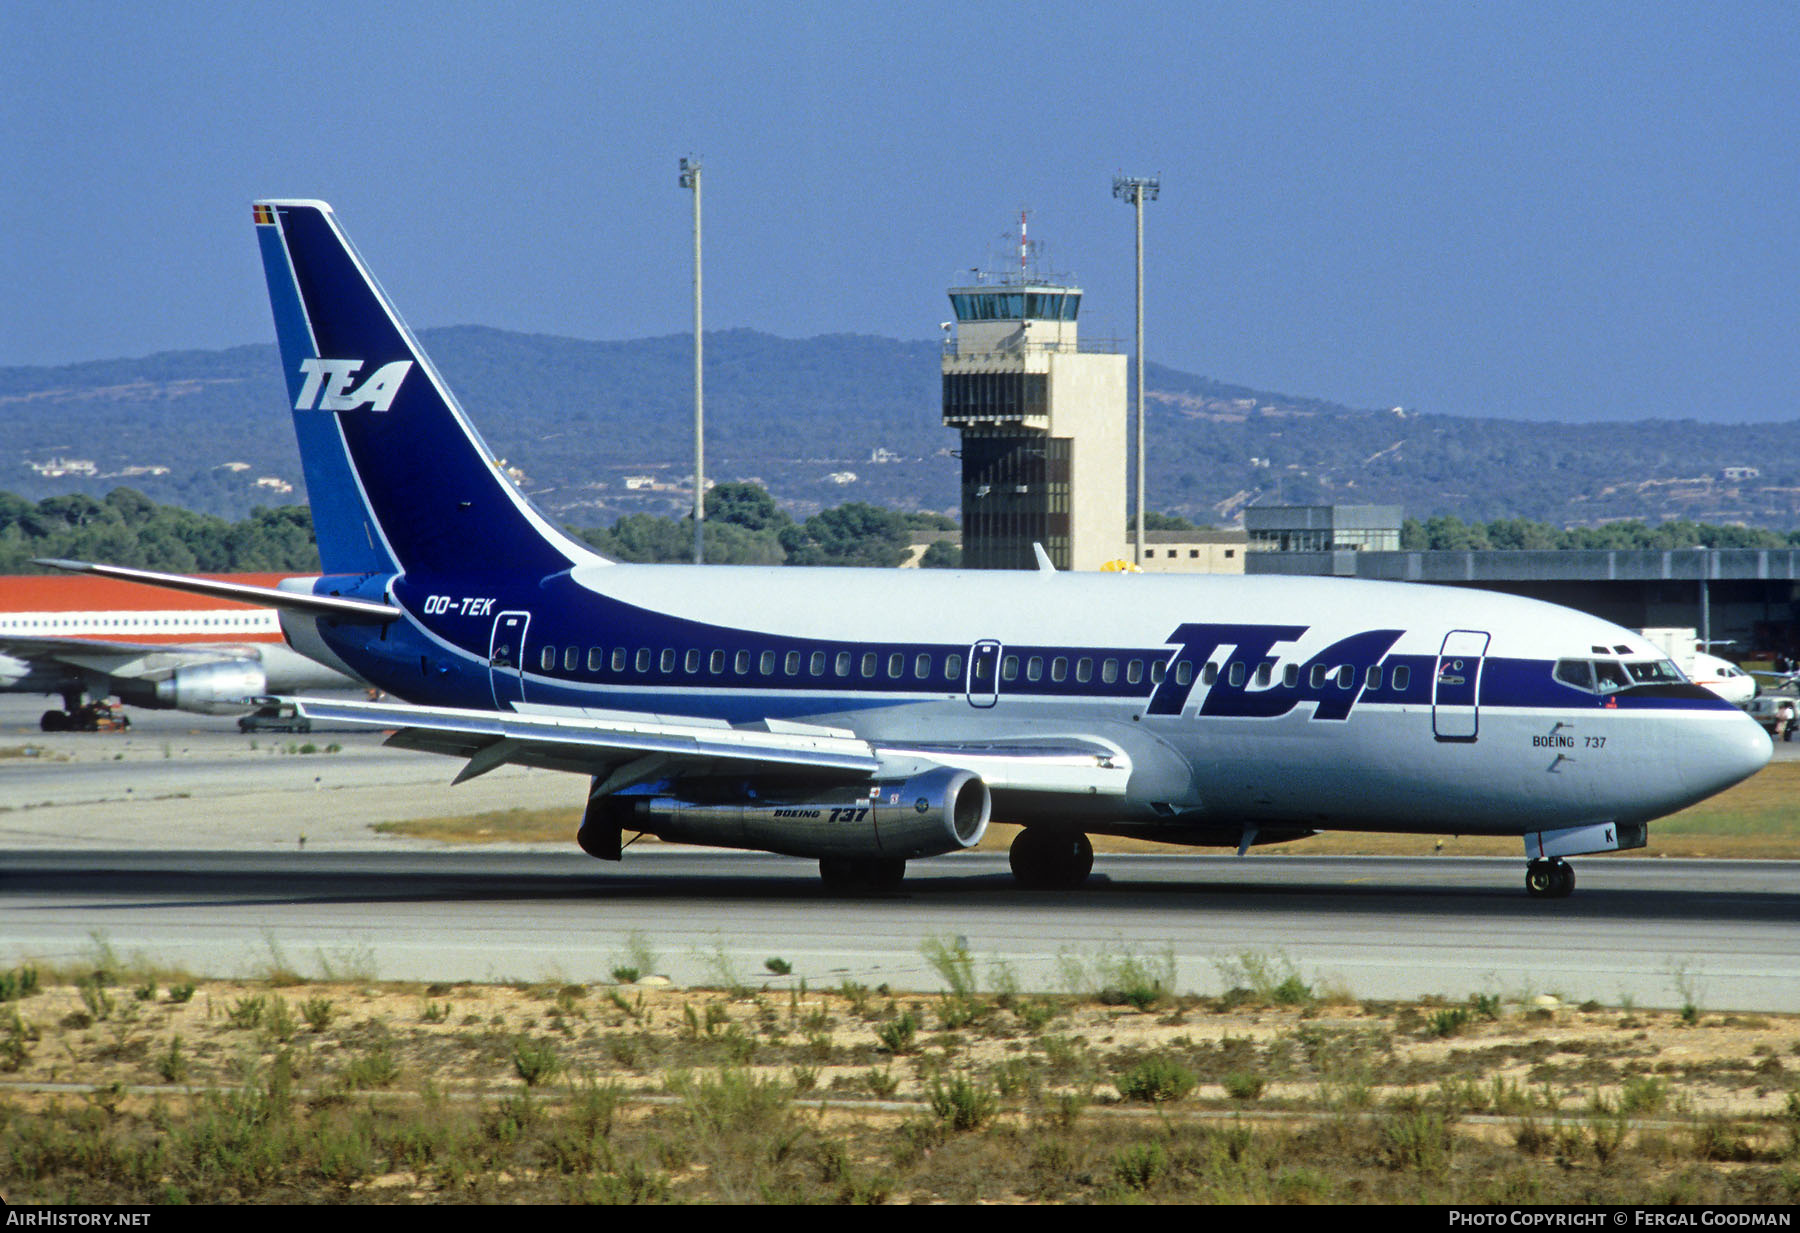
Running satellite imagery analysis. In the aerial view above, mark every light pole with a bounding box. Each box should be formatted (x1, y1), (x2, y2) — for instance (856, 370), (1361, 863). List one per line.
(1113, 174), (1159, 566)
(680, 156), (704, 564)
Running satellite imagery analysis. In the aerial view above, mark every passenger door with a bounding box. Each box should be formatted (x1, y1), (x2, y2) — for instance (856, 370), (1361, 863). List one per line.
(488, 611), (531, 710)
(967, 639), (1002, 708)
(1432, 629), (1490, 742)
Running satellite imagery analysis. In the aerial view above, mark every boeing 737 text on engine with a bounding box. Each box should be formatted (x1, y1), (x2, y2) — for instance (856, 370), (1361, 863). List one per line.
(42, 200), (1773, 898)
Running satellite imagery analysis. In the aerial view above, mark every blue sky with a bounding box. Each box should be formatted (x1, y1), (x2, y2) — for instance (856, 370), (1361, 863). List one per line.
(4, 1), (1796, 422)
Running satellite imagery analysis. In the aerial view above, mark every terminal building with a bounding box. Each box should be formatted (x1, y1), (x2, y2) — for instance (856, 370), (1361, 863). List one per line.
(941, 243), (1128, 571)
(1245, 504), (1402, 554)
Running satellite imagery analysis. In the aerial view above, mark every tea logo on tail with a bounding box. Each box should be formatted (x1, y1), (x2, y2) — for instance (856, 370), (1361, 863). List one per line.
(294, 358), (413, 412)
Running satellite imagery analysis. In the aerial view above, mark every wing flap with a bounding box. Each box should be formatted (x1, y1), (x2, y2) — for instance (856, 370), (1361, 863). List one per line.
(875, 738), (1132, 796)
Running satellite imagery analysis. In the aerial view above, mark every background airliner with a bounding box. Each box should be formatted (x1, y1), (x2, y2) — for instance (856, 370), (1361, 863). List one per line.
(1692, 651), (1758, 707)
(0, 571), (360, 729)
(43, 200), (1774, 898)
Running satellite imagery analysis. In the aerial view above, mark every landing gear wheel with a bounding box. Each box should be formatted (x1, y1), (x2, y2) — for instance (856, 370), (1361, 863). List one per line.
(1009, 829), (1094, 890)
(1525, 858), (1575, 900)
(40, 710), (68, 733)
(818, 856), (906, 892)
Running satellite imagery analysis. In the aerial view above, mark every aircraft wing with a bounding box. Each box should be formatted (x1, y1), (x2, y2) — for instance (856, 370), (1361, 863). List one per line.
(0, 635), (255, 685)
(286, 696), (1131, 797)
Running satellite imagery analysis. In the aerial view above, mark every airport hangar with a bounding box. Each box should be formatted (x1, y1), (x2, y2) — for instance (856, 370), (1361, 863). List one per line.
(1244, 509), (1800, 657)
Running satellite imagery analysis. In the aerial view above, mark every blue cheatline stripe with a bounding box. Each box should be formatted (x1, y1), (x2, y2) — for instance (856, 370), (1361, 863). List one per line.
(360, 576), (1738, 720)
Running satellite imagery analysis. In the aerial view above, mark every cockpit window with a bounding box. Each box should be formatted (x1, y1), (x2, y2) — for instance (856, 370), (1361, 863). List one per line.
(1594, 661), (1632, 692)
(1556, 657), (1670, 694)
(1625, 659), (1684, 685)
(1553, 659), (1595, 692)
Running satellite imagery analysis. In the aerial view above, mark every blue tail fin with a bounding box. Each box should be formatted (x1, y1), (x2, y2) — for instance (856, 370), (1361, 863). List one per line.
(253, 200), (604, 579)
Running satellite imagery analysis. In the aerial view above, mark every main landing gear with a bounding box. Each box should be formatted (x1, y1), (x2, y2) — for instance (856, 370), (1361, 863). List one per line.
(39, 701), (130, 732)
(818, 856), (906, 892)
(1525, 858), (1575, 900)
(1009, 828), (1094, 889)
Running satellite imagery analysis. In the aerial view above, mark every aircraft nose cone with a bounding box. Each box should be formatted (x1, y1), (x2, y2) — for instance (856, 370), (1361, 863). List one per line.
(1696, 711), (1773, 797)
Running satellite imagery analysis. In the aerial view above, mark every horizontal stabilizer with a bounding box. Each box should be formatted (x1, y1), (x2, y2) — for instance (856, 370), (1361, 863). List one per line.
(33, 560), (402, 623)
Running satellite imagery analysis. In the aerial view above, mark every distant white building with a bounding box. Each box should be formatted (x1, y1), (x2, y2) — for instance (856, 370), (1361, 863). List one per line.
(29, 457), (97, 477)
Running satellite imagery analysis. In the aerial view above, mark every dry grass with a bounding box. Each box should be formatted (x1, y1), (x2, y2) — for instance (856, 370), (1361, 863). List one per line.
(2, 957), (1798, 1204)
(374, 807), (581, 845)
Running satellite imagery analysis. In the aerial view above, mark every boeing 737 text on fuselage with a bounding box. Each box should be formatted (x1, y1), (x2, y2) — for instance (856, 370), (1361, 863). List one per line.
(42, 201), (1773, 898)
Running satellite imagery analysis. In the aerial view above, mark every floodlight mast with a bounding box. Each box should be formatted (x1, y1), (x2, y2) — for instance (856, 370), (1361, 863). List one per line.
(1112, 174), (1159, 566)
(680, 156), (704, 564)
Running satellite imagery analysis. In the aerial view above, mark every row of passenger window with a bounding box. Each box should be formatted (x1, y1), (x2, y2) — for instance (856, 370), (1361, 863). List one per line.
(530, 642), (1411, 694)
(1201, 660), (1412, 692)
(538, 644), (972, 683)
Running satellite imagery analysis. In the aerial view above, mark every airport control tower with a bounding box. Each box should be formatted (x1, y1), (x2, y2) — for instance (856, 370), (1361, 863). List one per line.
(942, 219), (1127, 570)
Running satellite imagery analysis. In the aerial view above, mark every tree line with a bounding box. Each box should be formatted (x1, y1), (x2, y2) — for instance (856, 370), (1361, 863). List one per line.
(6, 486), (1797, 580)
(0, 484), (963, 576)
(1400, 514), (1800, 552)
(572, 483), (962, 567)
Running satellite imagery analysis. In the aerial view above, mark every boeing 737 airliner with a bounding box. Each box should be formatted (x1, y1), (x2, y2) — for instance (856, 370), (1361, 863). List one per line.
(43, 200), (1774, 898)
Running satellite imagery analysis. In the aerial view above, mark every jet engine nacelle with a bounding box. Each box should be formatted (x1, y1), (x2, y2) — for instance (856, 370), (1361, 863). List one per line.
(150, 660), (269, 714)
(619, 766), (991, 861)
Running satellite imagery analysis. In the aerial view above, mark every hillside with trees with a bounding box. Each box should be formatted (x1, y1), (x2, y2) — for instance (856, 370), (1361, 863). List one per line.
(6, 329), (1797, 531)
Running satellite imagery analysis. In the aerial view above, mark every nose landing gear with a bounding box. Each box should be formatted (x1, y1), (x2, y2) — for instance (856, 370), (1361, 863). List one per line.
(1009, 829), (1094, 889)
(1525, 858), (1575, 899)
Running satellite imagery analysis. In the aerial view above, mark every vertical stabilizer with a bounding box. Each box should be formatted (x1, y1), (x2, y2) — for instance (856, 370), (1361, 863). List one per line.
(252, 200), (605, 578)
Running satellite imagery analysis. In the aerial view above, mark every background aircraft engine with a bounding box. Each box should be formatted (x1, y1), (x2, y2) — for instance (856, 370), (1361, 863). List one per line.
(627, 766), (991, 860)
(149, 660), (268, 714)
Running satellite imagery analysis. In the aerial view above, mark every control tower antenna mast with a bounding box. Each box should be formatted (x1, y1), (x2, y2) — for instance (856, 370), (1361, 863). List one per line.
(679, 156), (704, 564)
(1112, 174), (1159, 566)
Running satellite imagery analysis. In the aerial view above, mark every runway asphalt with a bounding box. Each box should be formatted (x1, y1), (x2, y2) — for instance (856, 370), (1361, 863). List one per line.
(2, 696), (1796, 1010)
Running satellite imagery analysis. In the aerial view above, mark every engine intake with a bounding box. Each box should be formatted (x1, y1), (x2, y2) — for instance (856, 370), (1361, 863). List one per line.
(616, 766), (991, 861)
